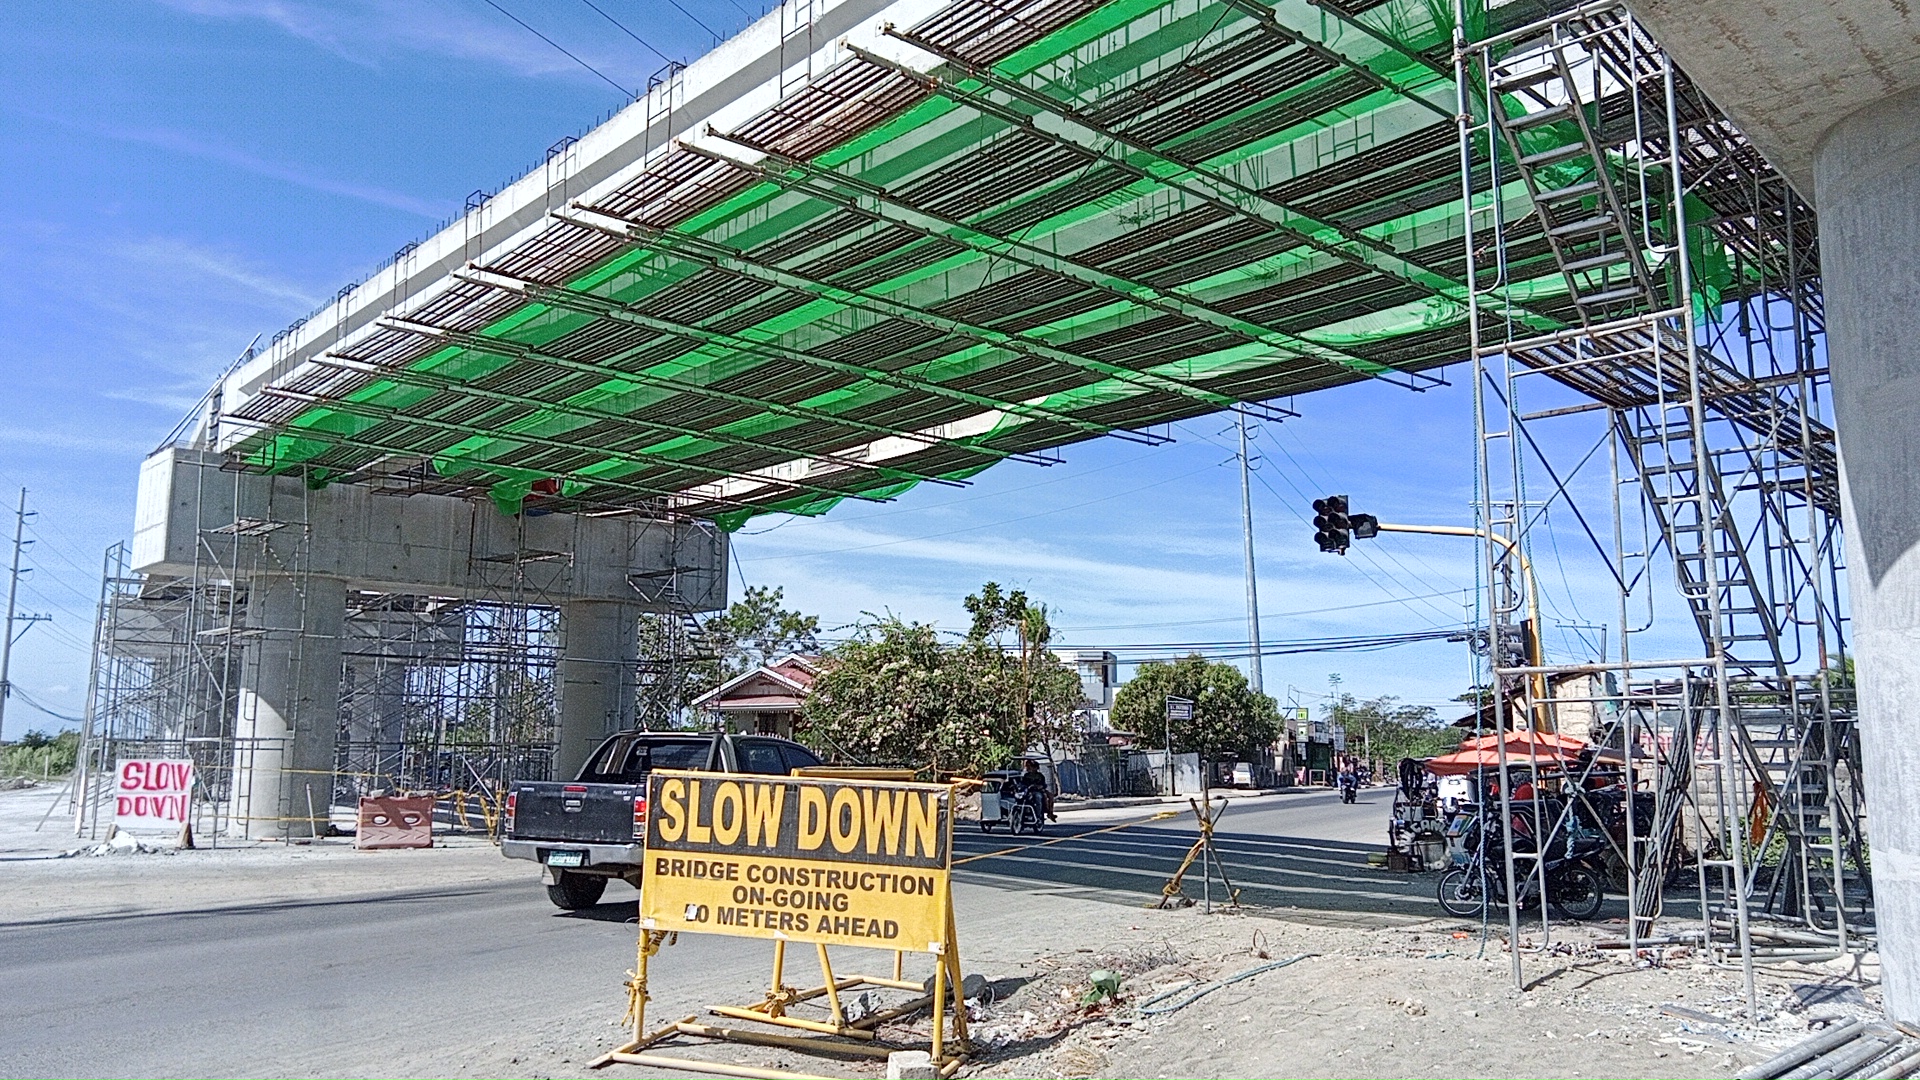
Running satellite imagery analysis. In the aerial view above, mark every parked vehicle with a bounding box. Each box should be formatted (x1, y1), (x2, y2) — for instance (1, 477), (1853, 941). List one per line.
(502, 731), (823, 909)
(1435, 800), (1608, 920)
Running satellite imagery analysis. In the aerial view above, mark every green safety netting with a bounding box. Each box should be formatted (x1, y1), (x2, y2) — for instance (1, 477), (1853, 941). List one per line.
(234, 0), (1736, 528)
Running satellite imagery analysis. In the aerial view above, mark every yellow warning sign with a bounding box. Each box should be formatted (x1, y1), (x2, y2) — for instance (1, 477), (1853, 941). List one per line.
(637, 770), (953, 954)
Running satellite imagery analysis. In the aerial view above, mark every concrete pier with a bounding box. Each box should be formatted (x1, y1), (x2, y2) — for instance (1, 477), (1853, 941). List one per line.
(1818, 88), (1920, 1022)
(555, 601), (643, 781)
(232, 574), (348, 839)
(1625, 0), (1920, 1021)
(132, 448), (726, 839)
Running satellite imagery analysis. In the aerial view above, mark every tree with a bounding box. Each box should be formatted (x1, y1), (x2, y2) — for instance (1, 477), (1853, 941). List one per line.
(1322, 693), (1457, 763)
(797, 585), (1086, 776)
(798, 616), (1022, 776)
(3, 729), (79, 777)
(635, 586), (821, 724)
(963, 582), (1081, 757)
(1109, 654), (1282, 762)
(705, 585), (821, 680)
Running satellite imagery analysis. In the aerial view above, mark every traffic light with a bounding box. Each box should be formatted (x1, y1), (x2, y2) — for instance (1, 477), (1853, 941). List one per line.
(1312, 495), (1351, 554)
(1351, 513), (1379, 540)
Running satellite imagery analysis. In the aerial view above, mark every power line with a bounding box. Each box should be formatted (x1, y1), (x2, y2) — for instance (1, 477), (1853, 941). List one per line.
(578, 0), (674, 65)
(9, 684), (84, 726)
(1267, 422), (1467, 618)
(479, 0), (634, 97)
(1174, 417), (1458, 627)
(1060, 627), (1465, 665)
(1055, 587), (1472, 632)
(1230, 429), (1462, 628)
(649, 0), (724, 43)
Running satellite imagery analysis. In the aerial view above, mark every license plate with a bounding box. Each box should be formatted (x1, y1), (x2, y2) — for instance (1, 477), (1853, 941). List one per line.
(546, 850), (586, 867)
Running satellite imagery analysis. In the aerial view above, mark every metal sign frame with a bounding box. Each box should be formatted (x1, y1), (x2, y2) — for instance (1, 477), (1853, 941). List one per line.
(591, 770), (970, 1079)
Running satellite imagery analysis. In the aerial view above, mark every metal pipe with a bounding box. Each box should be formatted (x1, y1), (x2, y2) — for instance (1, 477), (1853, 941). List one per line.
(1737, 1020), (1865, 1079)
(1374, 522), (1548, 728)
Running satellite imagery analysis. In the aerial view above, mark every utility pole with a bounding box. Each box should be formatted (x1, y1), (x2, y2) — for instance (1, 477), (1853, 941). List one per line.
(1, 489), (31, 738)
(1237, 411), (1263, 694)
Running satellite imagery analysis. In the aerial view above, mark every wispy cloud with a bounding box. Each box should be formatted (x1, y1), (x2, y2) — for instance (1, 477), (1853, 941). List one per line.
(21, 109), (447, 218)
(0, 426), (158, 457)
(148, 0), (655, 85)
(118, 235), (322, 308)
(743, 519), (1247, 600)
(0, 220), (325, 407)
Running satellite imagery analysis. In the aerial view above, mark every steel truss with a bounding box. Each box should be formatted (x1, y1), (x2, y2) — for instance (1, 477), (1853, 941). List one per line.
(1456, 1), (1862, 1009)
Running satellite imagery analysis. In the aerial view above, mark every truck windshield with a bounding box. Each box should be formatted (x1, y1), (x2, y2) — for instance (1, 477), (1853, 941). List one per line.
(579, 737), (713, 784)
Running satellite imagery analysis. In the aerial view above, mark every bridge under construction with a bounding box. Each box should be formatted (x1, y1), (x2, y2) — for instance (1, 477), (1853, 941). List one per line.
(71, 0), (1920, 1024)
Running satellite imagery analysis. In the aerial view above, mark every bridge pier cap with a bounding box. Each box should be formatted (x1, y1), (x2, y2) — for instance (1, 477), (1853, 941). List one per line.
(1624, 0), (1920, 1022)
(131, 448), (727, 608)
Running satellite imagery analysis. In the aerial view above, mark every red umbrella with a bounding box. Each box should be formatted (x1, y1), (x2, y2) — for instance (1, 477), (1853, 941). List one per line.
(1425, 740), (1583, 777)
(1459, 730), (1588, 755)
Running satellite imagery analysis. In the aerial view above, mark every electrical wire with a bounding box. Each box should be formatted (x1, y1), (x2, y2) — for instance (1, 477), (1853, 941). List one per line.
(1063, 628), (1463, 663)
(479, 0), (634, 97)
(1054, 587), (1472, 633)
(1267, 421), (1467, 618)
(1174, 417), (1461, 628)
(1242, 438), (1460, 629)
(8, 685), (84, 725)
(652, 0), (723, 42)
(578, 0), (674, 66)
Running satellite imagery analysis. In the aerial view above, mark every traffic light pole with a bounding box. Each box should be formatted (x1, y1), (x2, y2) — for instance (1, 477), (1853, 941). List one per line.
(1372, 522), (1550, 731)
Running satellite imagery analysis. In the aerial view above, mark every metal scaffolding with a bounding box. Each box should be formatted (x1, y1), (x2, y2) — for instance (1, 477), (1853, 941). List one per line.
(1455, 0), (1862, 1009)
(74, 471), (721, 840)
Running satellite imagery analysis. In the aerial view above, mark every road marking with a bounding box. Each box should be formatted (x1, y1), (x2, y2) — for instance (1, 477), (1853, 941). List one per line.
(952, 809), (1180, 866)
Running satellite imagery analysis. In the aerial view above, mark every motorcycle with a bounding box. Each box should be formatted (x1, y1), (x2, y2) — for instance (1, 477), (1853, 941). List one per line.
(1436, 800), (1607, 920)
(980, 777), (1047, 835)
(1338, 775), (1359, 804)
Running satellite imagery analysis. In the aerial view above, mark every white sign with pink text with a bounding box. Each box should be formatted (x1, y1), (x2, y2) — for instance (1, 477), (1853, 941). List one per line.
(114, 759), (196, 835)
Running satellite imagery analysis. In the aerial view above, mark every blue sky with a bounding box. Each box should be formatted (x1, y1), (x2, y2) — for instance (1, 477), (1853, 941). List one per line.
(0, 0), (1698, 739)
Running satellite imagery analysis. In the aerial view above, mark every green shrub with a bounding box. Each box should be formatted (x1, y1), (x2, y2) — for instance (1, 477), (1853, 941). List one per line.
(3, 729), (79, 777)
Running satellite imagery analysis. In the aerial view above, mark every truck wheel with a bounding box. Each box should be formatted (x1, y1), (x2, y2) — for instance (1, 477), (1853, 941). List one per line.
(547, 870), (607, 910)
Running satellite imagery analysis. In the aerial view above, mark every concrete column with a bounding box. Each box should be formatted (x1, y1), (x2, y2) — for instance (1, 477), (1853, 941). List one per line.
(555, 600), (639, 781)
(1817, 86), (1920, 1024)
(231, 574), (348, 839)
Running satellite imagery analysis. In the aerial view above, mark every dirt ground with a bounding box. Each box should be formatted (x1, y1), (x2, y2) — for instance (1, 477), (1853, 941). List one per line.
(953, 909), (1882, 1080)
(584, 906), (1882, 1080)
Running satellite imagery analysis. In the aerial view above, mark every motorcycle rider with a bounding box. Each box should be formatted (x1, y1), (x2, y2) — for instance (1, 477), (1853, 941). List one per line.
(1337, 765), (1359, 804)
(1019, 758), (1057, 822)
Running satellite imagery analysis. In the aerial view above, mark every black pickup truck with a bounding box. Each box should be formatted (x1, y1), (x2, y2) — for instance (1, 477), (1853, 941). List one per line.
(503, 731), (823, 909)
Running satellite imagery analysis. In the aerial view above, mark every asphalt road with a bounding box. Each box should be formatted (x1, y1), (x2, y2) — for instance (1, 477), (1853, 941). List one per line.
(0, 786), (1414, 1078)
(953, 786), (1430, 922)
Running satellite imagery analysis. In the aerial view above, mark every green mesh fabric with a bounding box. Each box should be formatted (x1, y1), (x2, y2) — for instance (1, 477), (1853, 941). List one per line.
(238, 0), (1733, 528)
